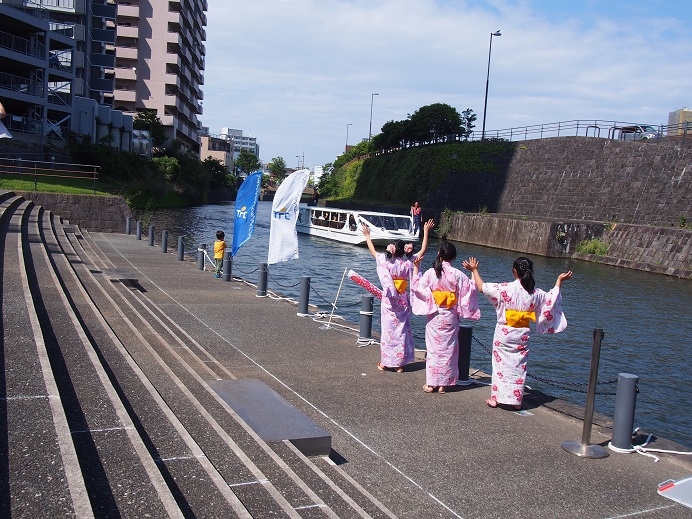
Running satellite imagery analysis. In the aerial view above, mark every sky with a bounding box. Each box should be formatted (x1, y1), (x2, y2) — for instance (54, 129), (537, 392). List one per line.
(200, 0), (692, 169)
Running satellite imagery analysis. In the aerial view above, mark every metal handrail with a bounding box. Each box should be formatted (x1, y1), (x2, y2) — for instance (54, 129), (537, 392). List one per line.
(0, 157), (100, 194)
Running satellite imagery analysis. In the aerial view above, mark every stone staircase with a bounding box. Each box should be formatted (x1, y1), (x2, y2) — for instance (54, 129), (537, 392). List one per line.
(0, 190), (395, 518)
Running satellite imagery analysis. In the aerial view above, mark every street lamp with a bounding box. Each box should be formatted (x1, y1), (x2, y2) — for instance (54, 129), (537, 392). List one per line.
(481, 30), (501, 140)
(345, 123), (352, 152)
(296, 155), (301, 169)
(368, 93), (379, 141)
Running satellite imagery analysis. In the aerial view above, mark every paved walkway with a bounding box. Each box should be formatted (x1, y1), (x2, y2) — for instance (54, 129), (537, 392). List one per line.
(91, 230), (692, 519)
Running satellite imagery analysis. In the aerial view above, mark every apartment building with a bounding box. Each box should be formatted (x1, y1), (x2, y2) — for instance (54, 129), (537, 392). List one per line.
(114, 0), (207, 151)
(222, 127), (259, 160)
(0, 0), (133, 151)
(199, 127), (232, 172)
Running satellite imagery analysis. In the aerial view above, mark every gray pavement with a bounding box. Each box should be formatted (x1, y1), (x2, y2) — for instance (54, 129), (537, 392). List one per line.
(89, 230), (692, 519)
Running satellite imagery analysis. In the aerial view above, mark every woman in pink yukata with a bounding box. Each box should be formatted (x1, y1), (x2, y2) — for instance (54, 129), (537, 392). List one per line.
(463, 256), (572, 409)
(411, 242), (480, 393)
(362, 219), (434, 373)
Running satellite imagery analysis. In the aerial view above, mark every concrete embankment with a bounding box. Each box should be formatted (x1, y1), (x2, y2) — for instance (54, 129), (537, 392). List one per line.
(443, 212), (692, 279)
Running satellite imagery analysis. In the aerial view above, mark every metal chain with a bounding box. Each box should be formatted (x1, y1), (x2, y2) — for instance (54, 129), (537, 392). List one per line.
(267, 272), (301, 289)
(233, 265), (259, 275)
(471, 335), (620, 393)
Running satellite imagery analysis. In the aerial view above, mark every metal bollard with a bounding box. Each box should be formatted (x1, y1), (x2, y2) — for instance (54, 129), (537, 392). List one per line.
(125, 216), (132, 235)
(223, 251), (232, 281)
(457, 325), (473, 385)
(136, 220), (142, 240)
(609, 373), (639, 452)
(148, 225), (155, 246)
(161, 230), (168, 253)
(257, 263), (268, 297)
(297, 276), (311, 315)
(562, 329), (609, 459)
(358, 295), (374, 341)
(177, 236), (185, 261)
(197, 244), (205, 270)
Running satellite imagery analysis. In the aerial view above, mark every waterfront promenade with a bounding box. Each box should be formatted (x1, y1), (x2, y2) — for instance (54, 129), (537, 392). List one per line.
(2, 191), (691, 518)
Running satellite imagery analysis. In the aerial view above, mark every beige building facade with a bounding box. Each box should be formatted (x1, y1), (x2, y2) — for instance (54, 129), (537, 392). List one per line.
(114, 0), (207, 151)
(667, 108), (692, 136)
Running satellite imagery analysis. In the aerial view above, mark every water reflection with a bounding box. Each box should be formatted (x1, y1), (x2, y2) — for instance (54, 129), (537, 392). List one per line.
(147, 202), (692, 448)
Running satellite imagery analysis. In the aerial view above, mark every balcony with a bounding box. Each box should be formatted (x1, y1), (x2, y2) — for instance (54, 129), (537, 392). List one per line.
(90, 77), (114, 92)
(91, 52), (115, 68)
(117, 4), (140, 18)
(116, 66), (137, 81)
(93, 3), (117, 19)
(115, 46), (138, 60)
(114, 88), (136, 103)
(116, 25), (139, 39)
(92, 28), (116, 44)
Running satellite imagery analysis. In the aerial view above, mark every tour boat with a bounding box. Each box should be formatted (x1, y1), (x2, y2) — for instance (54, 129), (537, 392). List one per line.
(296, 206), (417, 246)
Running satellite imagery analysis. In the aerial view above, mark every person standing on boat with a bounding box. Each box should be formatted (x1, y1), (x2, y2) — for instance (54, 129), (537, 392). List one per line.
(410, 201), (422, 236)
(462, 256), (572, 409)
(362, 219), (434, 373)
(411, 242), (480, 393)
(312, 188), (320, 206)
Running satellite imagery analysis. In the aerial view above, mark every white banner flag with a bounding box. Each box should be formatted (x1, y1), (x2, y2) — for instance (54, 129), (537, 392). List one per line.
(0, 120), (12, 139)
(267, 169), (310, 264)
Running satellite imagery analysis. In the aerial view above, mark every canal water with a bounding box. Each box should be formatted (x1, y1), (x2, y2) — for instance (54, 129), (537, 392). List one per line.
(147, 201), (692, 448)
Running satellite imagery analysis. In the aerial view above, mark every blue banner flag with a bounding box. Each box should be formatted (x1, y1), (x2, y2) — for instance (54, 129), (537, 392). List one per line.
(232, 170), (262, 256)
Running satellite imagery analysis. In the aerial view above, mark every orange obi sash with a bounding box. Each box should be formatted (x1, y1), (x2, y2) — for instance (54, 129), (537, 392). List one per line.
(505, 309), (536, 328)
(432, 290), (456, 308)
(392, 278), (408, 294)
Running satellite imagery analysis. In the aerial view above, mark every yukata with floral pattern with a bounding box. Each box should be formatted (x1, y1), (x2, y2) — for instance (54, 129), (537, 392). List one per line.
(411, 260), (480, 388)
(375, 248), (417, 368)
(362, 219), (434, 371)
(482, 278), (567, 406)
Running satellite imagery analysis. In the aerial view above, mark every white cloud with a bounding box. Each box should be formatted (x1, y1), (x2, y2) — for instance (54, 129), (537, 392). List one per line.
(201, 0), (692, 168)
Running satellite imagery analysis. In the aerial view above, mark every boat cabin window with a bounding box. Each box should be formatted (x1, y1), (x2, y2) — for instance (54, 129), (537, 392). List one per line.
(360, 214), (410, 231)
(349, 214), (357, 231)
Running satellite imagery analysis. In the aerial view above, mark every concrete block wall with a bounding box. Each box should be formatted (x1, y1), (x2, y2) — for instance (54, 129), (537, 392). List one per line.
(16, 192), (133, 233)
(495, 137), (692, 226)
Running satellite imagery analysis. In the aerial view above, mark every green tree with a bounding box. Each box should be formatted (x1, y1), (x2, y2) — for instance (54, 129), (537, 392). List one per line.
(234, 149), (262, 175)
(407, 103), (462, 144)
(203, 157), (232, 190)
(133, 110), (167, 148)
(267, 157), (287, 181)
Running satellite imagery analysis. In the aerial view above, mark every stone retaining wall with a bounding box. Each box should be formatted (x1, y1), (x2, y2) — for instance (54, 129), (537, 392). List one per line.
(444, 212), (692, 279)
(16, 192), (132, 233)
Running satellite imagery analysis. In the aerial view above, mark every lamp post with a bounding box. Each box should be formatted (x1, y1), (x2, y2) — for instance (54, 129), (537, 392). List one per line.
(481, 30), (501, 140)
(368, 93), (379, 141)
(345, 123), (352, 152)
(296, 155), (301, 169)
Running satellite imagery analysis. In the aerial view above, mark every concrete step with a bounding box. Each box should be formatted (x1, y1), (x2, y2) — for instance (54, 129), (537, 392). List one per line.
(1, 200), (91, 517)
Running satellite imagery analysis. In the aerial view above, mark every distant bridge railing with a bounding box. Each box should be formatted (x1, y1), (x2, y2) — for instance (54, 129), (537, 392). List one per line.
(466, 119), (691, 142)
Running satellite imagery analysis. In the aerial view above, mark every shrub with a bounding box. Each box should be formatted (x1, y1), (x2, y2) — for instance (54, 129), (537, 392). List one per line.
(575, 238), (609, 255)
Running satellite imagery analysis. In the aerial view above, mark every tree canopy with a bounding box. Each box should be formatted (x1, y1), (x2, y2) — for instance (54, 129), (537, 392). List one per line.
(234, 149), (262, 175)
(133, 110), (167, 148)
(267, 157), (287, 180)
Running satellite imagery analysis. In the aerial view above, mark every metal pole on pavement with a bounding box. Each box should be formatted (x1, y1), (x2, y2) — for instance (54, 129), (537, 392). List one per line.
(148, 225), (155, 246)
(562, 329), (609, 458)
(298, 276), (310, 315)
(609, 373), (639, 452)
(125, 217), (132, 235)
(222, 252), (232, 282)
(161, 230), (168, 253)
(358, 295), (374, 341)
(257, 263), (268, 297)
(197, 244), (205, 270)
(136, 221), (142, 240)
(457, 325), (473, 385)
(177, 236), (185, 261)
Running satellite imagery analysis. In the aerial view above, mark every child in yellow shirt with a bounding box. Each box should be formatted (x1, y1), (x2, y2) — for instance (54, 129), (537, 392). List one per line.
(213, 230), (227, 278)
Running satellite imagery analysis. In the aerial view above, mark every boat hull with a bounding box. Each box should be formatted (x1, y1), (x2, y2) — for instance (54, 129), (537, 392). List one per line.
(297, 206), (417, 246)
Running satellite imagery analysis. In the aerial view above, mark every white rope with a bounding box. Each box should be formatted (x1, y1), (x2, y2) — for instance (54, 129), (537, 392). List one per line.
(607, 429), (692, 463)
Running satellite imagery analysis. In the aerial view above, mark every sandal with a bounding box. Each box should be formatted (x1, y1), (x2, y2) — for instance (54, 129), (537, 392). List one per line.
(437, 386), (446, 394)
(377, 363), (387, 371)
(395, 367), (404, 373)
(423, 384), (435, 393)
(486, 398), (498, 408)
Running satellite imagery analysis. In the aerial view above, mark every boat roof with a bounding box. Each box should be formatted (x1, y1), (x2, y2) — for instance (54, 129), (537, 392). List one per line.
(304, 206), (410, 218)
